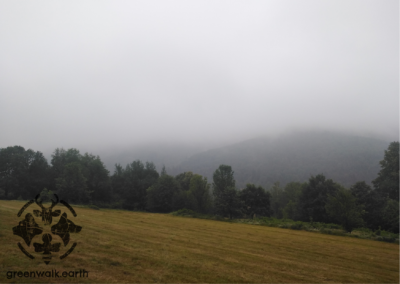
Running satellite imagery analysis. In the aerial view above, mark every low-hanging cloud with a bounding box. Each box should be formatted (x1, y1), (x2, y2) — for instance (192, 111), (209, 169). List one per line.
(0, 0), (398, 155)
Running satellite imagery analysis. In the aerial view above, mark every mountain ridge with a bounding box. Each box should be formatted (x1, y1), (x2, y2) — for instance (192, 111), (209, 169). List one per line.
(172, 131), (392, 189)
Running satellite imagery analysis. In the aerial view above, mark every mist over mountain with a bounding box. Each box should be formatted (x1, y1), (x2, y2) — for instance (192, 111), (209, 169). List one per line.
(94, 131), (392, 189)
(99, 143), (207, 174)
(166, 131), (391, 189)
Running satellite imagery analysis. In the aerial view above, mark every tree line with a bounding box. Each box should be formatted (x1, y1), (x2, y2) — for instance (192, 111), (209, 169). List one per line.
(0, 142), (398, 233)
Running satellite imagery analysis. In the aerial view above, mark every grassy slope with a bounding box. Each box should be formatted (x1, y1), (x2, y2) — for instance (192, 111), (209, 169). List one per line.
(0, 200), (398, 283)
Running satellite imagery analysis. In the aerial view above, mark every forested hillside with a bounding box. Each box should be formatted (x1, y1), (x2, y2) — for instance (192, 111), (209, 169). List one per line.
(174, 131), (390, 189)
(0, 135), (398, 233)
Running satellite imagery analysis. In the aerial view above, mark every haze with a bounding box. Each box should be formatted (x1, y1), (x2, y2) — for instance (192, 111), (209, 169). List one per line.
(1, 0), (398, 158)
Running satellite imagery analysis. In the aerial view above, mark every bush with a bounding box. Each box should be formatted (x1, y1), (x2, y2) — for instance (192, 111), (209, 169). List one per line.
(376, 236), (397, 243)
(87, 204), (100, 210)
(171, 208), (197, 217)
(38, 188), (54, 203)
(290, 222), (303, 230)
(92, 201), (123, 209)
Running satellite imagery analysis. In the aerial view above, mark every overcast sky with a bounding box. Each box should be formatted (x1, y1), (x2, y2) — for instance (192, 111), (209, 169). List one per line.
(0, 0), (398, 154)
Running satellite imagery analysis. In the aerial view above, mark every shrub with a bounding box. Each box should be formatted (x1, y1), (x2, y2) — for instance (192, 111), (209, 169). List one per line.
(88, 204), (100, 210)
(376, 236), (396, 243)
(172, 208), (197, 217)
(290, 222), (303, 230)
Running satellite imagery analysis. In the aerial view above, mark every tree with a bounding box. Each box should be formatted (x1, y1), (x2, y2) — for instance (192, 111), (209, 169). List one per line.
(0, 146), (29, 199)
(146, 174), (180, 212)
(349, 181), (383, 230)
(269, 182), (303, 219)
(161, 165), (167, 176)
(175, 172), (194, 191)
(212, 165), (240, 219)
(56, 162), (90, 204)
(188, 174), (212, 214)
(49, 148), (82, 192)
(27, 151), (50, 196)
(350, 181), (372, 206)
(239, 184), (271, 218)
(361, 189), (386, 231)
(298, 174), (340, 223)
(111, 163), (125, 196)
(213, 165), (235, 190)
(270, 182), (284, 218)
(80, 153), (110, 203)
(0, 146), (49, 199)
(372, 142), (399, 201)
(111, 161), (159, 210)
(325, 188), (364, 232)
(381, 199), (399, 233)
(282, 182), (303, 220)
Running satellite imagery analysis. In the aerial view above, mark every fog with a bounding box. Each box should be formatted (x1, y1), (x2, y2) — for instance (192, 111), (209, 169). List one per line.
(1, 0), (398, 158)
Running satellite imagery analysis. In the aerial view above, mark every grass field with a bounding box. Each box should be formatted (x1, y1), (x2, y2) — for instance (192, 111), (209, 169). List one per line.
(0, 200), (398, 283)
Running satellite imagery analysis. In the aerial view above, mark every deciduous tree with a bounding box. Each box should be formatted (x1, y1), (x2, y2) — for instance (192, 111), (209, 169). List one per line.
(325, 188), (364, 232)
(372, 142), (399, 201)
(239, 184), (271, 218)
(213, 165), (240, 219)
(298, 174), (340, 223)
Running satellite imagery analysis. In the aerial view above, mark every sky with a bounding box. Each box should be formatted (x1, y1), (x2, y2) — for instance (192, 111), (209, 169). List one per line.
(0, 0), (398, 155)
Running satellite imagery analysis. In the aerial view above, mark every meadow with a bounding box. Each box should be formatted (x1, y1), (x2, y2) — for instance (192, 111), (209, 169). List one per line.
(0, 200), (398, 283)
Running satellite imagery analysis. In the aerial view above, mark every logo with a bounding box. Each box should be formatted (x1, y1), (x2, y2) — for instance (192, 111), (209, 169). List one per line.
(12, 194), (82, 265)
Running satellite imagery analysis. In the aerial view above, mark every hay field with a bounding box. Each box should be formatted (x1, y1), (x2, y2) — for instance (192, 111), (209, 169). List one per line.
(0, 200), (398, 283)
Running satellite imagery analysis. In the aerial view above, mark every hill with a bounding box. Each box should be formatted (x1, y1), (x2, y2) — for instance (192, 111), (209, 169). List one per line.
(173, 131), (391, 189)
(1, 200), (398, 283)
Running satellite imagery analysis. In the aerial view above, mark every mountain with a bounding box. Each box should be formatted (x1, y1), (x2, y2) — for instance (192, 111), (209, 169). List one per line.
(172, 131), (392, 189)
(99, 143), (208, 174)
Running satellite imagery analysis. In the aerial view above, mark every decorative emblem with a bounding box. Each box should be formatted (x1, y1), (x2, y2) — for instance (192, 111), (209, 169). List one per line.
(12, 194), (82, 265)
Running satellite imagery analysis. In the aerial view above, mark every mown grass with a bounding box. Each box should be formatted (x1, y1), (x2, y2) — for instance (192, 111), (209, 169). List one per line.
(0, 200), (398, 283)
(172, 208), (400, 243)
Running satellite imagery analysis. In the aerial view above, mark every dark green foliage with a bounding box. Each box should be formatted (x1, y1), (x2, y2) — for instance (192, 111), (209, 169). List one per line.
(51, 148), (110, 203)
(50, 148), (81, 191)
(361, 190), (386, 230)
(215, 186), (242, 219)
(111, 161), (159, 210)
(27, 151), (50, 197)
(350, 181), (372, 205)
(187, 174), (212, 213)
(381, 199), (399, 233)
(212, 165), (241, 219)
(350, 181), (385, 231)
(87, 204), (100, 210)
(213, 165), (236, 190)
(111, 164), (125, 196)
(290, 222), (303, 230)
(173, 172), (212, 214)
(262, 182), (303, 219)
(325, 188), (364, 232)
(37, 188), (54, 203)
(239, 184), (271, 218)
(146, 174), (181, 212)
(372, 141), (399, 201)
(171, 208), (198, 217)
(283, 200), (298, 220)
(0, 146), (49, 199)
(81, 153), (111, 202)
(56, 162), (90, 203)
(175, 172), (194, 191)
(298, 174), (340, 223)
(270, 182), (284, 218)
